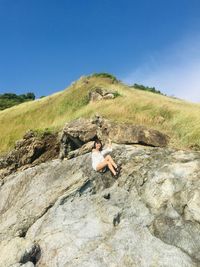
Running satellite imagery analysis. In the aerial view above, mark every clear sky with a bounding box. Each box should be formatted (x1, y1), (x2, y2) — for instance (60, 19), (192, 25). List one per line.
(0, 0), (200, 102)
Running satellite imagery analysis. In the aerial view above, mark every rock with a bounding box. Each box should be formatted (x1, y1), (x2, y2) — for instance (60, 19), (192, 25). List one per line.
(103, 93), (115, 99)
(59, 115), (169, 159)
(0, 144), (200, 266)
(20, 243), (40, 265)
(61, 118), (97, 144)
(0, 130), (60, 180)
(59, 118), (97, 159)
(150, 216), (200, 262)
(88, 87), (118, 102)
(22, 262), (35, 267)
(103, 192), (111, 200)
(67, 141), (94, 159)
(0, 155), (96, 242)
(0, 238), (35, 267)
(0, 115), (169, 179)
(102, 120), (169, 147)
(9, 264), (22, 267)
(9, 261), (35, 267)
(184, 190), (200, 222)
(89, 91), (103, 102)
(190, 143), (200, 151)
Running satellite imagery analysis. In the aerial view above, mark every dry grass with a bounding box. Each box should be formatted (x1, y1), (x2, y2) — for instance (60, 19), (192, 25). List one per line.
(0, 76), (200, 155)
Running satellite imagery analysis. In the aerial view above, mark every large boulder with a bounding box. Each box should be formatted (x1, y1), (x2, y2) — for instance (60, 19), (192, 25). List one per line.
(0, 144), (199, 266)
(59, 118), (98, 159)
(59, 114), (169, 159)
(99, 119), (169, 146)
(0, 130), (59, 180)
(88, 87), (118, 102)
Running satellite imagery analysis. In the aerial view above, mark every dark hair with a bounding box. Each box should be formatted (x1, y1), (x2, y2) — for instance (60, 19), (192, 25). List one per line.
(92, 139), (103, 151)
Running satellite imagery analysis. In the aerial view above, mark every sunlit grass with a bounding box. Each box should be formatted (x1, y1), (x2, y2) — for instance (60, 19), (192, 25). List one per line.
(0, 76), (200, 155)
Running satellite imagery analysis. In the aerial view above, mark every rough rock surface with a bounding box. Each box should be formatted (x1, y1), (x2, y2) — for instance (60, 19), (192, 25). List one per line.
(88, 87), (117, 102)
(0, 115), (168, 180)
(0, 130), (60, 180)
(59, 115), (169, 159)
(0, 143), (200, 267)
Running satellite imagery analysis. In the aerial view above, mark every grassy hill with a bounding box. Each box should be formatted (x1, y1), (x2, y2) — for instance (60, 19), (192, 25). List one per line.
(0, 75), (200, 155)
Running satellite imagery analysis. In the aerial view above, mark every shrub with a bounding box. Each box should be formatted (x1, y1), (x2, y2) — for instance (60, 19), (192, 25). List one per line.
(34, 128), (53, 138)
(132, 83), (164, 95)
(0, 92), (35, 110)
(113, 91), (121, 97)
(89, 72), (119, 83)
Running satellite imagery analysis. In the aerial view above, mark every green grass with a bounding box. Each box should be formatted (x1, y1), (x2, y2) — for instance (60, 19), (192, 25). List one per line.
(0, 75), (200, 155)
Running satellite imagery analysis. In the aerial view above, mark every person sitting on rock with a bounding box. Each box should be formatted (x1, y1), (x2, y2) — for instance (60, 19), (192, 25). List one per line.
(91, 138), (121, 178)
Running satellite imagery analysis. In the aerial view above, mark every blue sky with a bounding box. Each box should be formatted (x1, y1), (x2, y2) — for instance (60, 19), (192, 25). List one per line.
(0, 0), (200, 102)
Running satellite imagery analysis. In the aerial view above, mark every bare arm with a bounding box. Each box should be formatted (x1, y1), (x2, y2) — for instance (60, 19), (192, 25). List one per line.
(101, 138), (112, 155)
(107, 138), (112, 148)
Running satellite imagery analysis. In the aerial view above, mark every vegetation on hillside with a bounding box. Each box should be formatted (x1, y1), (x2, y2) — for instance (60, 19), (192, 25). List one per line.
(88, 72), (119, 83)
(131, 83), (164, 95)
(0, 74), (199, 155)
(0, 92), (35, 110)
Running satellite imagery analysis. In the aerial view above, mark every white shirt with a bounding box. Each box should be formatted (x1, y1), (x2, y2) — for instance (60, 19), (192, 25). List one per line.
(91, 147), (113, 171)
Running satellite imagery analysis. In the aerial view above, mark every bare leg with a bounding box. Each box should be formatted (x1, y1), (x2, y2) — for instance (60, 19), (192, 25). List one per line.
(107, 162), (117, 175)
(105, 155), (117, 169)
(96, 159), (116, 175)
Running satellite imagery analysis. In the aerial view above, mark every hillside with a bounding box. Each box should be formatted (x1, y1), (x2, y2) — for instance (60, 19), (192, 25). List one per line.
(0, 75), (200, 155)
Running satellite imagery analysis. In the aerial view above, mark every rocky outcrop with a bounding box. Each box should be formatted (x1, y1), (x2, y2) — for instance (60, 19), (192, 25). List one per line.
(88, 87), (118, 102)
(0, 130), (59, 180)
(0, 143), (200, 266)
(0, 115), (169, 181)
(59, 115), (169, 159)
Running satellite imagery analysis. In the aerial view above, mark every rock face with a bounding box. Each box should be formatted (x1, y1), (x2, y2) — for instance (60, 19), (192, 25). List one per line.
(0, 115), (168, 180)
(59, 115), (169, 159)
(88, 87), (118, 102)
(0, 130), (60, 180)
(0, 143), (200, 266)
